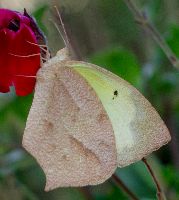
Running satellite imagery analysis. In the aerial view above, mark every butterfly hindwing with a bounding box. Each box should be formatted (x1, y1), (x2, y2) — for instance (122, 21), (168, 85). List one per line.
(23, 61), (117, 191)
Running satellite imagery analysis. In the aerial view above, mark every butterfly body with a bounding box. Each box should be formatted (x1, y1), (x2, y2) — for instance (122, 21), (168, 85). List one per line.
(23, 49), (171, 191)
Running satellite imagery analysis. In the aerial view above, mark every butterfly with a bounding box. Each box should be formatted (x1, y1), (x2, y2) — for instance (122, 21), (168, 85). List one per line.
(22, 10), (171, 192)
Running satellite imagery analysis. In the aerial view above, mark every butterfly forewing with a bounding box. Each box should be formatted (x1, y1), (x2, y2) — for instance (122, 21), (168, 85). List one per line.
(69, 61), (171, 167)
(23, 62), (117, 191)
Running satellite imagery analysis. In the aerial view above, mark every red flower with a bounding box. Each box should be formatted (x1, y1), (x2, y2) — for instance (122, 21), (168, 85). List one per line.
(0, 8), (43, 96)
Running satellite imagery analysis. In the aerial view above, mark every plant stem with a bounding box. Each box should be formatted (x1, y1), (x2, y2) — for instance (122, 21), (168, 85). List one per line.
(123, 0), (179, 70)
(78, 187), (94, 200)
(112, 174), (139, 200)
(142, 158), (167, 200)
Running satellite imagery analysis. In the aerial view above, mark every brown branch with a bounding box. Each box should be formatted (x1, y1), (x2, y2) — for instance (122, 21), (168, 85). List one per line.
(142, 158), (167, 200)
(112, 174), (139, 200)
(78, 187), (94, 200)
(123, 0), (179, 70)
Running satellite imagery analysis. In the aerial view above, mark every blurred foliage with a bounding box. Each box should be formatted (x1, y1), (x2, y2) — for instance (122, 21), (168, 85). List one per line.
(0, 0), (179, 199)
(90, 48), (141, 87)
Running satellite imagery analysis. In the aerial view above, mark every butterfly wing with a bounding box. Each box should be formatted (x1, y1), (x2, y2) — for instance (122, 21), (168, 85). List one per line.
(23, 62), (117, 191)
(68, 61), (171, 167)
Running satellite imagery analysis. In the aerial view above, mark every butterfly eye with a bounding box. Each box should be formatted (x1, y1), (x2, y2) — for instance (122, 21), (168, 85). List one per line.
(7, 19), (20, 32)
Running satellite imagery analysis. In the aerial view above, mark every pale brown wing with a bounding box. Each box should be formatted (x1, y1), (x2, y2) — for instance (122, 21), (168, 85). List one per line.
(22, 62), (117, 191)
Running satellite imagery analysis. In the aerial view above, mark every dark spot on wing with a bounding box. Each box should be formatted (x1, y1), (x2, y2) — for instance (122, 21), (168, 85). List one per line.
(97, 113), (107, 123)
(114, 90), (118, 96)
(43, 119), (54, 132)
(112, 90), (118, 100)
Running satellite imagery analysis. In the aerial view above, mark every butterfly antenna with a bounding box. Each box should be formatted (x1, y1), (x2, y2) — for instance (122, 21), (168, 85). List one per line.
(50, 19), (68, 47)
(54, 5), (70, 48)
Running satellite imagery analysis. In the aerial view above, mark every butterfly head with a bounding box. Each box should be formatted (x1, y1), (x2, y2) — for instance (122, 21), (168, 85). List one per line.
(56, 47), (71, 61)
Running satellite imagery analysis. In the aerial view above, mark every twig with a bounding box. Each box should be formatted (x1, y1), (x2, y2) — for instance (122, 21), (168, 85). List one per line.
(112, 174), (139, 200)
(78, 187), (94, 200)
(142, 158), (166, 200)
(123, 0), (179, 70)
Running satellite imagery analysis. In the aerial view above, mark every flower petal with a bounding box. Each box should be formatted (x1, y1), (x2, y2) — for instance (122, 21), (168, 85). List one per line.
(0, 8), (41, 96)
(9, 24), (40, 96)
